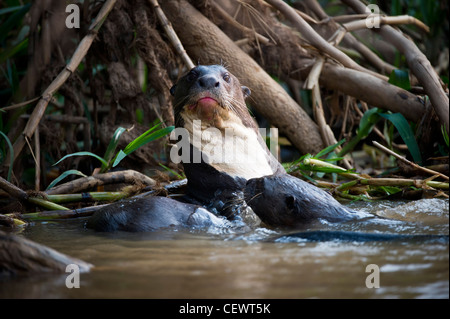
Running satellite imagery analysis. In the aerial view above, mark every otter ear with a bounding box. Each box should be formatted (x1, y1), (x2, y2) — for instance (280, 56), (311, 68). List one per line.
(170, 85), (177, 96)
(241, 86), (251, 99)
(285, 195), (296, 210)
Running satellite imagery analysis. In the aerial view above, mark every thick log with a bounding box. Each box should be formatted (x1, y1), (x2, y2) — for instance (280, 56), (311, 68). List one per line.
(0, 230), (92, 277)
(320, 64), (425, 122)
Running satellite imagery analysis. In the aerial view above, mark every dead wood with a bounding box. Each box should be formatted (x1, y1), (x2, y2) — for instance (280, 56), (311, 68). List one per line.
(319, 63), (425, 122)
(45, 169), (156, 195)
(161, 0), (325, 154)
(0, 230), (93, 277)
(342, 0), (449, 133)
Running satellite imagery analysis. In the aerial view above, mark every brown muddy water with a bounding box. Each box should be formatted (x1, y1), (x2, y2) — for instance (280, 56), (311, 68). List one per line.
(0, 198), (448, 299)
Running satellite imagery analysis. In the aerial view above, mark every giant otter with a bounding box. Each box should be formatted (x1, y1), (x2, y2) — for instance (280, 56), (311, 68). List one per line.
(244, 175), (364, 227)
(170, 64), (359, 226)
(86, 196), (231, 232)
(88, 65), (361, 233)
(170, 65), (284, 207)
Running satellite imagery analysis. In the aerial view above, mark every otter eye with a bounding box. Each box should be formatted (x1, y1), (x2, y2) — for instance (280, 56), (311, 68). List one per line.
(223, 73), (231, 83)
(186, 70), (198, 82)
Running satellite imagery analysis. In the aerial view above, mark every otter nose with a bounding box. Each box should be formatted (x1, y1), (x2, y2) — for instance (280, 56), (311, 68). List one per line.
(198, 75), (220, 89)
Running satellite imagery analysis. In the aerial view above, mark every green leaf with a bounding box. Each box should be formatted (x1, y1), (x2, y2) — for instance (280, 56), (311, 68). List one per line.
(380, 113), (422, 164)
(53, 151), (108, 167)
(0, 3), (31, 43)
(388, 69), (411, 90)
(338, 108), (381, 156)
(123, 125), (174, 155)
(315, 139), (345, 158)
(103, 126), (127, 166)
(358, 107), (381, 138)
(112, 150), (127, 167)
(0, 130), (14, 181)
(0, 38), (28, 64)
(441, 125), (449, 147)
(45, 170), (88, 191)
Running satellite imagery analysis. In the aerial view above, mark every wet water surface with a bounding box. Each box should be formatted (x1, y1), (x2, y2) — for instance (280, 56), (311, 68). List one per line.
(1, 199), (448, 299)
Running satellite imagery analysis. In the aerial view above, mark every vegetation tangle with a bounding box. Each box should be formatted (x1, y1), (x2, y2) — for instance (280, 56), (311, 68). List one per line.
(0, 0), (448, 227)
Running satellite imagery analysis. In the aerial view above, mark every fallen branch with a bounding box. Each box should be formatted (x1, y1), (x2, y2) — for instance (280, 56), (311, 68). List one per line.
(342, 0), (449, 133)
(318, 63), (425, 123)
(45, 169), (156, 195)
(21, 204), (109, 220)
(149, 0), (194, 69)
(264, 0), (388, 81)
(373, 141), (449, 181)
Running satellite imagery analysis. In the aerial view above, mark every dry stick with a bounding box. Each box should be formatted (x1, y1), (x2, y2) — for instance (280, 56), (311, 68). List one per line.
(148, 0), (195, 69)
(34, 126), (40, 191)
(373, 141), (449, 181)
(0, 97), (41, 112)
(342, 0), (449, 133)
(264, 0), (388, 81)
(0, 176), (28, 201)
(6, 0), (118, 166)
(0, 176), (69, 211)
(211, 1), (270, 45)
(304, 57), (340, 151)
(343, 15), (430, 33)
(303, 0), (396, 75)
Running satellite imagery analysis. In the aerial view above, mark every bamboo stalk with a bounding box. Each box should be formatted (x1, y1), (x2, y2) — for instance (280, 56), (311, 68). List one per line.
(343, 15), (430, 33)
(148, 0), (194, 69)
(21, 204), (109, 220)
(27, 197), (69, 211)
(303, 158), (363, 180)
(46, 192), (128, 203)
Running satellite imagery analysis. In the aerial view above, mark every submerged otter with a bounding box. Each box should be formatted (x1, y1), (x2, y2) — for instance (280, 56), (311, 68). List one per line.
(244, 175), (364, 227)
(86, 196), (231, 232)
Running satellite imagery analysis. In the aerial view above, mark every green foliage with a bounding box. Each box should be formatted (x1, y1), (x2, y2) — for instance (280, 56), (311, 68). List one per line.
(388, 69), (411, 90)
(338, 107), (422, 164)
(286, 139), (354, 180)
(0, 130), (13, 181)
(51, 122), (174, 188)
(45, 169), (88, 191)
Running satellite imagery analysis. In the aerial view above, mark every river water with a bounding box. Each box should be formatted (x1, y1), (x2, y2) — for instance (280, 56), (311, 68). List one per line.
(0, 198), (448, 299)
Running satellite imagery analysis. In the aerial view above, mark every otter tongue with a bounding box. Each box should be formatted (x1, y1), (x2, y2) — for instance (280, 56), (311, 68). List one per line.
(196, 97), (218, 121)
(197, 97), (218, 109)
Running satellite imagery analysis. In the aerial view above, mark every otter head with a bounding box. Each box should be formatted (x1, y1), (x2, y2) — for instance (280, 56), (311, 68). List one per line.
(170, 65), (251, 129)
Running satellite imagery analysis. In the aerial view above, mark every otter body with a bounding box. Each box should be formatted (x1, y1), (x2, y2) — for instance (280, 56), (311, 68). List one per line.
(244, 175), (363, 227)
(86, 196), (230, 232)
(88, 65), (363, 233)
(171, 65), (361, 227)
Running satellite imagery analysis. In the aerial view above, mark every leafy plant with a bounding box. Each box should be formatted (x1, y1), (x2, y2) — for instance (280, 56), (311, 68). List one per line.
(0, 130), (14, 181)
(338, 107), (422, 164)
(51, 122), (174, 189)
